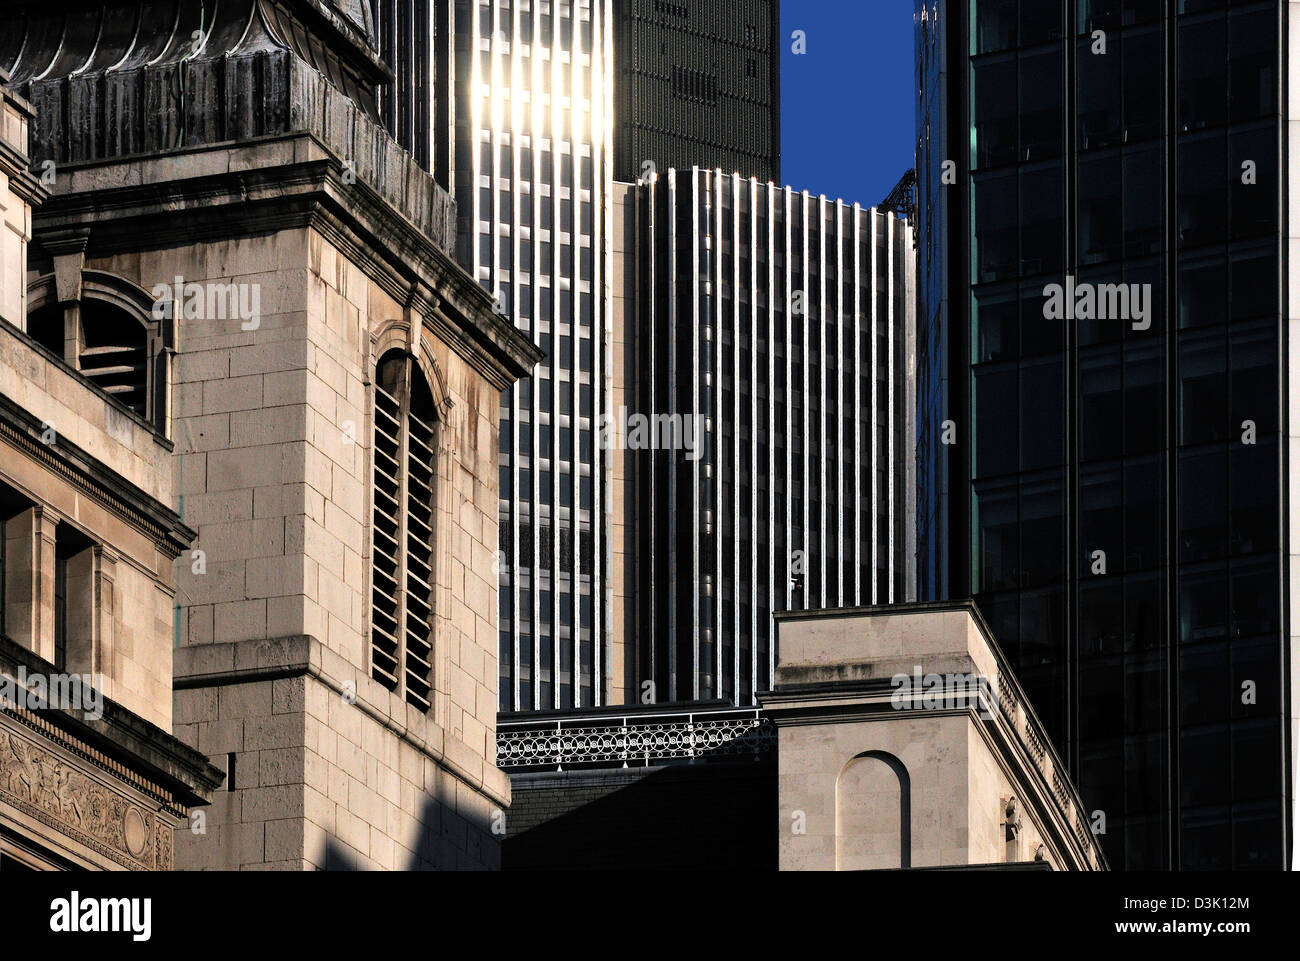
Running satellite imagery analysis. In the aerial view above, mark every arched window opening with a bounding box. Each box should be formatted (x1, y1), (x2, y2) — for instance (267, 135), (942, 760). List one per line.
(24, 272), (168, 427)
(372, 350), (438, 711)
(26, 302), (64, 357)
(79, 300), (149, 416)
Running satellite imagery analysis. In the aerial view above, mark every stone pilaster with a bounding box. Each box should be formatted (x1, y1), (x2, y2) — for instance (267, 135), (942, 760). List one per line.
(3, 505), (59, 663)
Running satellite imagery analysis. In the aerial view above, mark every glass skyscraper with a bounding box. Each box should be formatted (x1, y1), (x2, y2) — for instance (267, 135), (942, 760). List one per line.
(916, 0), (1288, 868)
(447, 0), (614, 712)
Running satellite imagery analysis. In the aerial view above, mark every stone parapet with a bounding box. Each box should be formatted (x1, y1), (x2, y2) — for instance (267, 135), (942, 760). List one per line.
(765, 601), (1108, 872)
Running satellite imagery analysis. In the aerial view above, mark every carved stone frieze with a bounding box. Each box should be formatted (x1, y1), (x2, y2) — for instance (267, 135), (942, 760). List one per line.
(0, 717), (178, 869)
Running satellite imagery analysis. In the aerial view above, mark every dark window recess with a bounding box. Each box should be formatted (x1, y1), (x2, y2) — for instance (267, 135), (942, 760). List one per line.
(519, 523), (534, 567)
(499, 524), (513, 565)
(559, 528), (574, 570)
(0, 516), (5, 637)
(538, 525), (553, 570)
(24, 299), (156, 422)
(53, 552), (66, 672)
(371, 350), (438, 713)
(26, 303), (63, 356)
(51, 524), (93, 673)
(672, 65), (719, 106)
(79, 301), (148, 417)
(653, 1), (689, 19)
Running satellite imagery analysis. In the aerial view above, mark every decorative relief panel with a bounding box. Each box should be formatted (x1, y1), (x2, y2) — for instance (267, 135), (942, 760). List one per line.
(0, 717), (178, 869)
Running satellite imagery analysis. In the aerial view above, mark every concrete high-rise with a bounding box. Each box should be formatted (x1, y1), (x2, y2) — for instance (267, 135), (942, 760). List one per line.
(612, 169), (916, 705)
(406, 0), (618, 712)
(372, 1), (786, 713)
(611, 0), (781, 183)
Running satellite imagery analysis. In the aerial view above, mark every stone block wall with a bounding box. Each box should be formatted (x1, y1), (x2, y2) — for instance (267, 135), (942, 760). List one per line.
(73, 142), (518, 869)
(174, 636), (505, 870)
(0, 320), (181, 729)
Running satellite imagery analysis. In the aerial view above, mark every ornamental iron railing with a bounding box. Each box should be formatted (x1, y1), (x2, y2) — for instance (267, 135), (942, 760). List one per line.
(496, 706), (775, 771)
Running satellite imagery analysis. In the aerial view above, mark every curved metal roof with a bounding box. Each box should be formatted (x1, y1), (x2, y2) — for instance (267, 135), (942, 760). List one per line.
(1, 2), (282, 84)
(329, 1), (374, 41)
(0, 1), (380, 86)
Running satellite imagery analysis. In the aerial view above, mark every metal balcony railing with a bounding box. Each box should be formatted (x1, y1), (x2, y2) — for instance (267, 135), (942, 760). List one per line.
(496, 706), (775, 771)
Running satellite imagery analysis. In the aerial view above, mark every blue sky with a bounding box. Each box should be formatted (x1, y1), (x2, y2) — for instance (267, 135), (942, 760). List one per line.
(780, 1), (916, 208)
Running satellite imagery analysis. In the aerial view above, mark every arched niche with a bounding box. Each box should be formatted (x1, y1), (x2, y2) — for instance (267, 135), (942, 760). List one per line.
(835, 750), (911, 870)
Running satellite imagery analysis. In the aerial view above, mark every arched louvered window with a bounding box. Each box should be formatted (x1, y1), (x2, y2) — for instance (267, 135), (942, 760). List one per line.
(74, 300), (150, 414)
(372, 350), (437, 711)
(25, 271), (170, 428)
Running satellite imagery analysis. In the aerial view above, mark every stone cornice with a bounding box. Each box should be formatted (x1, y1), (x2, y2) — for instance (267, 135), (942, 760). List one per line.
(0, 138), (47, 208)
(0, 386), (195, 559)
(1, 714), (178, 869)
(1, 706), (186, 820)
(174, 635), (513, 809)
(774, 599), (1068, 793)
(31, 135), (543, 389)
(0, 634), (225, 808)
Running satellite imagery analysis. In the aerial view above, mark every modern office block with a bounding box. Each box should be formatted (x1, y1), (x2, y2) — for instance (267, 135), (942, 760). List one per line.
(426, 0), (617, 712)
(915, 0), (1289, 869)
(370, 1), (787, 713)
(611, 0), (781, 183)
(372, 0), (456, 185)
(619, 168), (916, 705)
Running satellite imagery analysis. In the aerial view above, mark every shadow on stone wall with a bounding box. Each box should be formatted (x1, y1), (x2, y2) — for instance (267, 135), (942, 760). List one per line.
(317, 792), (497, 870)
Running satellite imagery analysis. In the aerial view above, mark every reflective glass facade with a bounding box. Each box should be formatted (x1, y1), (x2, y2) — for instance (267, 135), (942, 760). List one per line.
(448, 0), (613, 711)
(374, 0), (783, 714)
(916, 0), (1287, 868)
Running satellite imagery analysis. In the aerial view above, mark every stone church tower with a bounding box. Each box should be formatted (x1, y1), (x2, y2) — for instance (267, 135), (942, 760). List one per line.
(2, 0), (538, 869)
